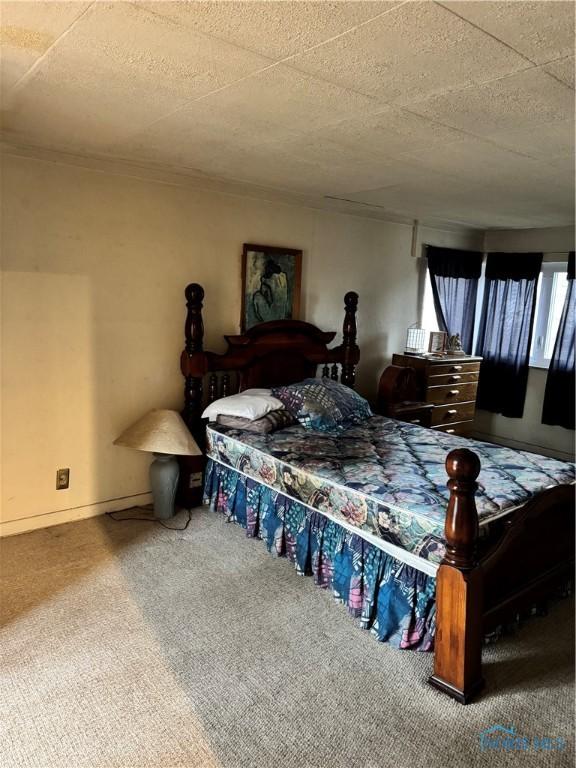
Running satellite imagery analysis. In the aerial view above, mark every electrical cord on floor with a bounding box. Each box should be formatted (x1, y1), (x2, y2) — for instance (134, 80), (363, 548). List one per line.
(106, 505), (193, 531)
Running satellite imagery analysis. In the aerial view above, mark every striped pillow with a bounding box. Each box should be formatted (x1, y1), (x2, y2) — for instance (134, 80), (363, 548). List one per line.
(216, 409), (296, 434)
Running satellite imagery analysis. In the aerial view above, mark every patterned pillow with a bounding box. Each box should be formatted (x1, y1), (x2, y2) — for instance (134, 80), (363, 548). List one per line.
(272, 378), (372, 431)
(216, 409), (296, 434)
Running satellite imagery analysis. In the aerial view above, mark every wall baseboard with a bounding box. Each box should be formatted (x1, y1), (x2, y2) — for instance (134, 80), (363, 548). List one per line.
(472, 431), (574, 462)
(0, 493), (153, 538)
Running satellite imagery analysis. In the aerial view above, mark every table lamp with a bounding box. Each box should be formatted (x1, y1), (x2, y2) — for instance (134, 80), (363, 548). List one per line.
(114, 409), (202, 519)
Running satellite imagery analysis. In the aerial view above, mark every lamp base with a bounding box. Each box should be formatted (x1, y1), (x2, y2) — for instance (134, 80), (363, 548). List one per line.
(149, 453), (179, 519)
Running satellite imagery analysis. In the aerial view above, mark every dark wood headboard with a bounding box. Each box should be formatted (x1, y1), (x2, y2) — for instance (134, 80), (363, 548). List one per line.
(180, 283), (360, 436)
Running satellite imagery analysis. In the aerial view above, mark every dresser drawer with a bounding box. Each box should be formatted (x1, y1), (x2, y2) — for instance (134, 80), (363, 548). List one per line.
(389, 403), (433, 427)
(426, 361), (481, 377)
(431, 401), (476, 426)
(432, 420), (473, 436)
(400, 409), (433, 427)
(426, 382), (478, 405)
(427, 371), (478, 386)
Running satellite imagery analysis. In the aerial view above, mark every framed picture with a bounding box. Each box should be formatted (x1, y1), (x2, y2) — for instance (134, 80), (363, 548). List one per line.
(241, 244), (302, 331)
(428, 331), (448, 354)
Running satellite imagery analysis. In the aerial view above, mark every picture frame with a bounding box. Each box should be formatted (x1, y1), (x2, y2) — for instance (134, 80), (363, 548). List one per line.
(241, 244), (302, 332)
(428, 331), (448, 354)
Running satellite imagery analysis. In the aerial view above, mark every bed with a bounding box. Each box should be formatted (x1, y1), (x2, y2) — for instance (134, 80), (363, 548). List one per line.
(180, 283), (575, 704)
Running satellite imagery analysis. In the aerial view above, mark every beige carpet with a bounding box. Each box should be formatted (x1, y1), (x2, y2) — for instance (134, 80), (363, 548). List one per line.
(1, 507), (574, 768)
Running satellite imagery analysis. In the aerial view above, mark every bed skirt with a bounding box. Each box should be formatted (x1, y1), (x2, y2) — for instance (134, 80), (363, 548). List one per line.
(204, 458), (436, 651)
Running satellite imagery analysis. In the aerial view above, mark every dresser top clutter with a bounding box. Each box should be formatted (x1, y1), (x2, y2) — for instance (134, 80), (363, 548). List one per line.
(391, 353), (483, 437)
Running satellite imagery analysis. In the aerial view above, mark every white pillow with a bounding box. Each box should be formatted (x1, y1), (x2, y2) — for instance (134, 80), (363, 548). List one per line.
(202, 389), (284, 421)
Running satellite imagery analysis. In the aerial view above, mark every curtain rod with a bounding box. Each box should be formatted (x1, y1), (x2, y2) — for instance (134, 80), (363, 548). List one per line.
(423, 244), (570, 256)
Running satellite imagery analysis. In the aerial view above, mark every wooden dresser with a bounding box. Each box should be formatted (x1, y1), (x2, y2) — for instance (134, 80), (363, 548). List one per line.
(391, 353), (482, 436)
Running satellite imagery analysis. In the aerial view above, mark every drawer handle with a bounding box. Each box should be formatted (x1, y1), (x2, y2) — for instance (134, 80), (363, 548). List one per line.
(448, 389), (460, 396)
(447, 409), (458, 415)
(445, 429), (456, 434)
(410, 419), (421, 424)
(450, 366), (462, 372)
(449, 375), (461, 382)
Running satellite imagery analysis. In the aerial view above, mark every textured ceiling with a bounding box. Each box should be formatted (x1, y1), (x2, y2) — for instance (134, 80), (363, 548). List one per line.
(1, 0), (574, 229)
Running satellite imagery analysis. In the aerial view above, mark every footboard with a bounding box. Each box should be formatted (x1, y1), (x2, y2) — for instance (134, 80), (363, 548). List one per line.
(429, 449), (575, 704)
(482, 484), (575, 633)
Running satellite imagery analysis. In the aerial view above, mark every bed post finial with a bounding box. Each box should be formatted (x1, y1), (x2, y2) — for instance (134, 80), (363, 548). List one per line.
(444, 449), (481, 569)
(185, 283), (205, 354)
(429, 448), (484, 704)
(341, 291), (359, 388)
(182, 283), (206, 432)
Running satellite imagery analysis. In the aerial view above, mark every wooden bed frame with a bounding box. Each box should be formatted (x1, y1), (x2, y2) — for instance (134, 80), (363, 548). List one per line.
(180, 282), (360, 439)
(180, 282), (575, 704)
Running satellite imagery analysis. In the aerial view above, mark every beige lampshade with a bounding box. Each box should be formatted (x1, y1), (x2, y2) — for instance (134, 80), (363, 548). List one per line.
(114, 410), (202, 456)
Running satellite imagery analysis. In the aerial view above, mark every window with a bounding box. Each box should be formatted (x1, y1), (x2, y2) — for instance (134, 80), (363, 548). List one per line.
(424, 246), (483, 355)
(422, 268), (440, 334)
(422, 255), (569, 369)
(529, 262), (569, 369)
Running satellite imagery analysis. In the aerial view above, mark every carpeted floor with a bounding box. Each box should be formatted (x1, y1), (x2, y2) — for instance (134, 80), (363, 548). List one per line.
(1, 507), (574, 768)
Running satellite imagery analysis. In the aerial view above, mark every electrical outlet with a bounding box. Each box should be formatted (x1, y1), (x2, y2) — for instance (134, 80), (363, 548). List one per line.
(56, 468), (70, 490)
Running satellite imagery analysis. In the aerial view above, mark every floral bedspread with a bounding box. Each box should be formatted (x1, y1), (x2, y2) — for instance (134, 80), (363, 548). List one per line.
(206, 416), (575, 567)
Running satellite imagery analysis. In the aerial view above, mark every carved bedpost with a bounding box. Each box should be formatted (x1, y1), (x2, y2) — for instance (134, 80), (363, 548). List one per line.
(341, 291), (360, 388)
(178, 283), (208, 509)
(429, 448), (484, 704)
(181, 283), (206, 434)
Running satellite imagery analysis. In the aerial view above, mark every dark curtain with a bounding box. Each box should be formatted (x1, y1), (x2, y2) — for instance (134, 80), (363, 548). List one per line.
(426, 247), (483, 354)
(542, 252), (575, 429)
(475, 252), (543, 418)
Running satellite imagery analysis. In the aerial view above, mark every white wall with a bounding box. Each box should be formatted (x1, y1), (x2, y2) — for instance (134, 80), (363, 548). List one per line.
(3, 151), (571, 535)
(474, 226), (575, 460)
(484, 226), (574, 255)
(1, 151), (479, 534)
